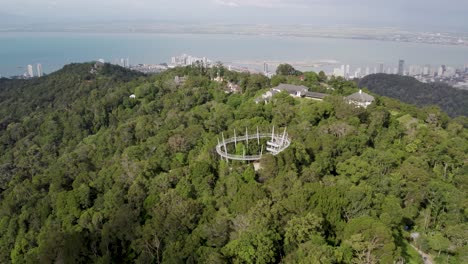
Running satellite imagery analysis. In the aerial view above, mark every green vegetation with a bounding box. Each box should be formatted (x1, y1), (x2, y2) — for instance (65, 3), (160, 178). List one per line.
(358, 73), (468, 117)
(275, 63), (302, 76)
(402, 241), (423, 264)
(0, 63), (466, 263)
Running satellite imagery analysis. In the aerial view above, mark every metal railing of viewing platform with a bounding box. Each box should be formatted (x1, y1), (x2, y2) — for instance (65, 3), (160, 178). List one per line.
(216, 127), (291, 162)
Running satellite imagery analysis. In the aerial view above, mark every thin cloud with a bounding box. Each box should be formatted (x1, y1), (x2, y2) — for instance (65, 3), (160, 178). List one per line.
(2, 0), (468, 31)
(214, 0), (239, 7)
(213, 0), (309, 8)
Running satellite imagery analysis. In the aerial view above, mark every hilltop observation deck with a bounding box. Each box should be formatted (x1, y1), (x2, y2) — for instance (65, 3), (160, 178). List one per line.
(216, 127), (291, 162)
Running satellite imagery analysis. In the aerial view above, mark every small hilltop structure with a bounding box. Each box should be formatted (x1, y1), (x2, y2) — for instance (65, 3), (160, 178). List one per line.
(346, 89), (375, 108)
(255, 84), (328, 104)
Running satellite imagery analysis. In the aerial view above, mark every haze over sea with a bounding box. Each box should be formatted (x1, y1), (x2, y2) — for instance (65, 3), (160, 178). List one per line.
(1, 32), (468, 77)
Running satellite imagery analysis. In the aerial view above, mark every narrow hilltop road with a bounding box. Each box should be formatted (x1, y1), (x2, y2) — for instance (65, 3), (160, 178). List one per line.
(410, 244), (434, 264)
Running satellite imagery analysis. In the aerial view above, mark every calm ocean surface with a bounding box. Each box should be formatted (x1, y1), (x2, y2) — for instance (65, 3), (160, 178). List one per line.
(1, 32), (468, 76)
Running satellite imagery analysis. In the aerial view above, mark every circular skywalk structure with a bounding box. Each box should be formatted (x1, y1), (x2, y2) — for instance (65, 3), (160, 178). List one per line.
(216, 127), (291, 161)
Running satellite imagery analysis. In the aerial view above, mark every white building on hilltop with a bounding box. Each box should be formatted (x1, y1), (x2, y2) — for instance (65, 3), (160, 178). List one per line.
(346, 90), (374, 108)
(255, 84), (328, 104)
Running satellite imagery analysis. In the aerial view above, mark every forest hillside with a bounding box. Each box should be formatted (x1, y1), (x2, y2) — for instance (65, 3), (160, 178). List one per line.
(0, 63), (467, 263)
(358, 74), (468, 117)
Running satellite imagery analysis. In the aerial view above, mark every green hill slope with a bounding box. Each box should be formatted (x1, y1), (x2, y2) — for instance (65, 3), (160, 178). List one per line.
(0, 64), (466, 263)
(358, 74), (468, 117)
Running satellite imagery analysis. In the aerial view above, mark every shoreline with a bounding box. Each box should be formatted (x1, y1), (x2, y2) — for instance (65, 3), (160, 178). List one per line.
(1, 30), (467, 48)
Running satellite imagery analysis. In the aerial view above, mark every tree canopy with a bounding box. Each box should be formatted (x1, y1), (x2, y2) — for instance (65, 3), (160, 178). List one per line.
(0, 63), (466, 263)
(359, 73), (468, 117)
(275, 63), (302, 76)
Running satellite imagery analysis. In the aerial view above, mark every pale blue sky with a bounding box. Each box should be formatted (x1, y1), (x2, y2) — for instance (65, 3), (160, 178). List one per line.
(2, 0), (468, 31)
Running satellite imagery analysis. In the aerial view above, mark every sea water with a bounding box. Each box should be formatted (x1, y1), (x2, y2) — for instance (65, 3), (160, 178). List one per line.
(1, 32), (467, 76)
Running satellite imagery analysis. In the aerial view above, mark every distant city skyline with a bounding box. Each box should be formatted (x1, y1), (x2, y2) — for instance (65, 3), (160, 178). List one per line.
(9, 54), (468, 90)
(2, 0), (468, 31)
(329, 59), (468, 89)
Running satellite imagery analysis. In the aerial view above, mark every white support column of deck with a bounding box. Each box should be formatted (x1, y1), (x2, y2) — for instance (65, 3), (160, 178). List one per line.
(245, 128), (249, 148)
(271, 126), (275, 142)
(281, 128), (287, 146)
(222, 132), (228, 162)
(257, 126), (260, 145)
(234, 129), (237, 148)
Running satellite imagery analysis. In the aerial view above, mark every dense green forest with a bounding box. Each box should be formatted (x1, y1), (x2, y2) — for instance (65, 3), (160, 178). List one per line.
(358, 74), (468, 117)
(0, 63), (467, 263)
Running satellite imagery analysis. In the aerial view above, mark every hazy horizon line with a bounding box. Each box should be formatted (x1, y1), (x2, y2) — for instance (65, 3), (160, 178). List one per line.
(2, 11), (468, 33)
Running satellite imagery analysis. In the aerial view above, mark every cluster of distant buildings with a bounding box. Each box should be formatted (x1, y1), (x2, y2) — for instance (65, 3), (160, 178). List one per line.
(262, 63), (274, 78)
(170, 54), (212, 68)
(169, 54), (267, 75)
(332, 59), (468, 89)
(117, 58), (130, 68)
(332, 60), (406, 79)
(21, 63), (43, 78)
(168, 54), (262, 75)
(121, 54), (468, 91)
(111, 54), (249, 75)
(130, 64), (168, 74)
(407, 64), (468, 89)
(114, 54), (218, 74)
(13, 55), (466, 91)
(106, 57), (168, 74)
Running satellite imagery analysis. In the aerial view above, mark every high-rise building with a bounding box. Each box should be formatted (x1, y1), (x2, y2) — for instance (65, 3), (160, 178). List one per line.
(345, 65), (350, 78)
(333, 67), (344, 77)
(398, 59), (405, 75)
(379, 63), (384, 73)
(263, 62), (269, 73)
(354, 67), (362, 78)
(126, 58), (130, 68)
(437, 65), (446, 77)
(445, 67), (456, 77)
(36, 64), (43, 77)
(365, 67), (370, 76)
(409, 65), (422, 76)
(423, 65), (431, 76)
(437, 66), (444, 77)
(27, 64), (34, 77)
(409, 65), (415, 76)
